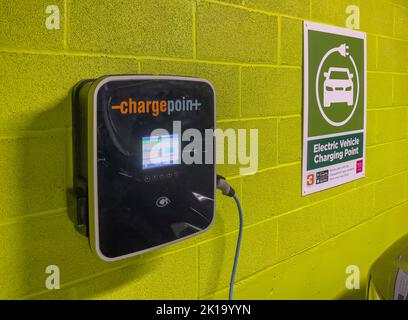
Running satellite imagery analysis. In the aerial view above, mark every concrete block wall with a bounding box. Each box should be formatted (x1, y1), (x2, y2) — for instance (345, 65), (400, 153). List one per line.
(0, 0), (407, 299)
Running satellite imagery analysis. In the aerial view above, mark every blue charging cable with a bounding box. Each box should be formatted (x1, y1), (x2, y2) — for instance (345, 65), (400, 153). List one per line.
(230, 194), (243, 300)
(216, 175), (244, 301)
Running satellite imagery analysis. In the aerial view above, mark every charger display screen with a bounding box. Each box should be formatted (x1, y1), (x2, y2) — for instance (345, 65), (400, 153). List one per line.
(142, 134), (180, 169)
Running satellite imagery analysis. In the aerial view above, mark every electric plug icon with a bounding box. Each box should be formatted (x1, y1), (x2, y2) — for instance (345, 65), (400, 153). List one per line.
(338, 44), (350, 57)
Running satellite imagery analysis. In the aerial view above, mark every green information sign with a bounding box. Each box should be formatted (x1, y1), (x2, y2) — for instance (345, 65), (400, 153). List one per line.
(303, 22), (367, 196)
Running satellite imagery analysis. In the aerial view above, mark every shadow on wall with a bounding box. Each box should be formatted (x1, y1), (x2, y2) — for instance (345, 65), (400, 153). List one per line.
(17, 92), (161, 299)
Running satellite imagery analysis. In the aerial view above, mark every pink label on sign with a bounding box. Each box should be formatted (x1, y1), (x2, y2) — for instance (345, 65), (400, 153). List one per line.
(356, 160), (363, 173)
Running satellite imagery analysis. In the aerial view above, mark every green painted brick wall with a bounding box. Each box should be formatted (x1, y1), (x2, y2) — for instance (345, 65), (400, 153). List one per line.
(0, 0), (407, 300)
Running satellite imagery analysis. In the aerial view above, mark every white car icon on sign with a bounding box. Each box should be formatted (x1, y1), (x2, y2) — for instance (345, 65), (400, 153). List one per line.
(323, 67), (354, 107)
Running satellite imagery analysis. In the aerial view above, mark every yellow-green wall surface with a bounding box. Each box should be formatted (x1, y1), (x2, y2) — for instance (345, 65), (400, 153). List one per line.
(1, 0), (408, 300)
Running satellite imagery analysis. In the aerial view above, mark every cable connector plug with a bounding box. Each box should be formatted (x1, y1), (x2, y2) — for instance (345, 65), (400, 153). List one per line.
(338, 43), (350, 57)
(216, 175), (236, 197)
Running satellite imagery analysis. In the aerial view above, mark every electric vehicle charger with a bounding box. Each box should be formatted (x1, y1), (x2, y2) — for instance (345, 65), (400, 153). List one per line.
(70, 75), (216, 261)
(69, 74), (243, 300)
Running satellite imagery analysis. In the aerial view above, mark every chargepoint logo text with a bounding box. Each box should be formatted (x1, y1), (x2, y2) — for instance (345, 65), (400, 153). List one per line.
(112, 98), (202, 117)
(149, 121), (258, 175)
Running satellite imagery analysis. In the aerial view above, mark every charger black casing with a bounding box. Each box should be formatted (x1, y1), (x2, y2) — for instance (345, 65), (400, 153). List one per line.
(71, 75), (216, 261)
